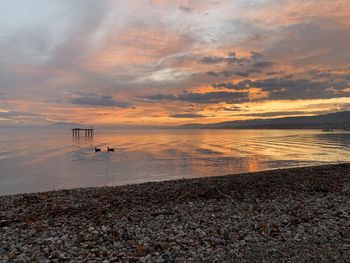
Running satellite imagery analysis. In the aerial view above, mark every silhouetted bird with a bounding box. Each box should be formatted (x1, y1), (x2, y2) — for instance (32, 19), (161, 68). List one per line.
(107, 147), (115, 152)
(95, 147), (101, 153)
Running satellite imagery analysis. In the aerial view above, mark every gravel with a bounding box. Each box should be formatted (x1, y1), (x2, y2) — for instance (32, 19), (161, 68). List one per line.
(1, 163), (350, 262)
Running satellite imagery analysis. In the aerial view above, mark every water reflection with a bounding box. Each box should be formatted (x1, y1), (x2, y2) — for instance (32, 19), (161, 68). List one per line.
(72, 133), (94, 145)
(0, 129), (349, 195)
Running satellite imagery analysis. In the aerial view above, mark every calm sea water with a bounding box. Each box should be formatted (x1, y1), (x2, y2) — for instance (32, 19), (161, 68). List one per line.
(0, 129), (349, 195)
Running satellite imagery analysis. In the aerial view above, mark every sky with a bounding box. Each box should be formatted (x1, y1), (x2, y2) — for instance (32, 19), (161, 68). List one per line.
(0, 0), (350, 126)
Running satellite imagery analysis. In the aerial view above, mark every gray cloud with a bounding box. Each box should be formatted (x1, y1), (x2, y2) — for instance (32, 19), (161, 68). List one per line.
(235, 68), (261, 77)
(206, 71), (220, 77)
(212, 77), (350, 100)
(69, 93), (129, 108)
(202, 51), (269, 79)
(179, 6), (194, 14)
(248, 69), (261, 74)
(219, 105), (244, 112)
(238, 111), (308, 117)
(145, 91), (249, 104)
(251, 51), (263, 60)
(265, 20), (350, 66)
(0, 111), (38, 118)
(226, 53), (246, 65)
(143, 94), (177, 101)
(266, 71), (285, 76)
(0, 110), (44, 124)
(0, 0), (111, 100)
(220, 71), (235, 77)
(234, 71), (250, 77)
(1, 1), (350, 124)
(212, 82), (240, 90)
(199, 56), (226, 64)
(146, 72), (350, 104)
(199, 53), (247, 65)
(253, 61), (276, 68)
(207, 67), (261, 78)
(169, 113), (207, 118)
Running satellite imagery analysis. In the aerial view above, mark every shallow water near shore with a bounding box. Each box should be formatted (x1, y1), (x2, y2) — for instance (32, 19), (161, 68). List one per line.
(0, 128), (350, 195)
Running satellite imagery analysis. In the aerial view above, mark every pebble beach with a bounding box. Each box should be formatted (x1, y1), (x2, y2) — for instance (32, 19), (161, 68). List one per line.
(1, 163), (350, 262)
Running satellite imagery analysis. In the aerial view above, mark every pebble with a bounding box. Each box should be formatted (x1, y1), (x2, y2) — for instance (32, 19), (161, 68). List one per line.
(342, 228), (350, 239)
(0, 164), (349, 262)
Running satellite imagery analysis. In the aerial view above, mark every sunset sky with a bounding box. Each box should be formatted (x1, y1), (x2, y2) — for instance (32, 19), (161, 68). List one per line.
(1, 0), (350, 126)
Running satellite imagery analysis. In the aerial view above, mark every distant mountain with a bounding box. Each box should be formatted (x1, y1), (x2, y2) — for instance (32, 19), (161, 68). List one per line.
(181, 111), (350, 129)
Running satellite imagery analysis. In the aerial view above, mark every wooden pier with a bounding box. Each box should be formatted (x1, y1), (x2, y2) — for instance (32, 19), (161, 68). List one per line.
(72, 128), (94, 137)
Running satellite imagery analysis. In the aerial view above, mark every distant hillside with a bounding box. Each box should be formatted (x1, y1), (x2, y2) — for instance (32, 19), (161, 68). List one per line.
(181, 111), (350, 129)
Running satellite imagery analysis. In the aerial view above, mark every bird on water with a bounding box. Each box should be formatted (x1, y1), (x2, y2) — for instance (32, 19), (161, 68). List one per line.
(107, 147), (115, 152)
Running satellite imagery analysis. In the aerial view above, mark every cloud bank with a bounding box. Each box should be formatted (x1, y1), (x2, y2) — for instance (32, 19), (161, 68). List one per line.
(0, 0), (349, 125)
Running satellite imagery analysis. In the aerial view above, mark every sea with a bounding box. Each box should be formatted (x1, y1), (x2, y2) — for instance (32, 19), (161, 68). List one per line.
(1, 128), (350, 195)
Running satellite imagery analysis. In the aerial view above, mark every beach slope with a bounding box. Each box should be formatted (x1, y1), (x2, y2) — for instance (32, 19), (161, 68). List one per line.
(1, 164), (350, 262)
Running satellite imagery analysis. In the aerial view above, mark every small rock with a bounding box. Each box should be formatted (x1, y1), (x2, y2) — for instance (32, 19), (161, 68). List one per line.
(0, 220), (9, 227)
(71, 246), (78, 251)
(342, 228), (350, 239)
(37, 256), (49, 263)
(136, 245), (146, 256)
(16, 254), (29, 263)
(59, 253), (67, 260)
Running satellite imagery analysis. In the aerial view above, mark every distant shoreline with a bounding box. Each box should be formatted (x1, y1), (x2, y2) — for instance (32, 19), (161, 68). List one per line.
(1, 163), (350, 261)
(1, 126), (350, 131)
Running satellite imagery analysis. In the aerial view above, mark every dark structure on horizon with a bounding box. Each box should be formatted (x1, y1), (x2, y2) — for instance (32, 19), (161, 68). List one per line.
(72, 128), (94, 137)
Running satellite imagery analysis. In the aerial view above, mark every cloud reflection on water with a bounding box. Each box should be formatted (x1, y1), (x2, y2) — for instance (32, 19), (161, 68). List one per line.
(0, 129), (349, 195)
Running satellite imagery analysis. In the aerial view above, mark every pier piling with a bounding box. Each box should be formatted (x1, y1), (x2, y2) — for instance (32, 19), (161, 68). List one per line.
(72, 128), (94, 137)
